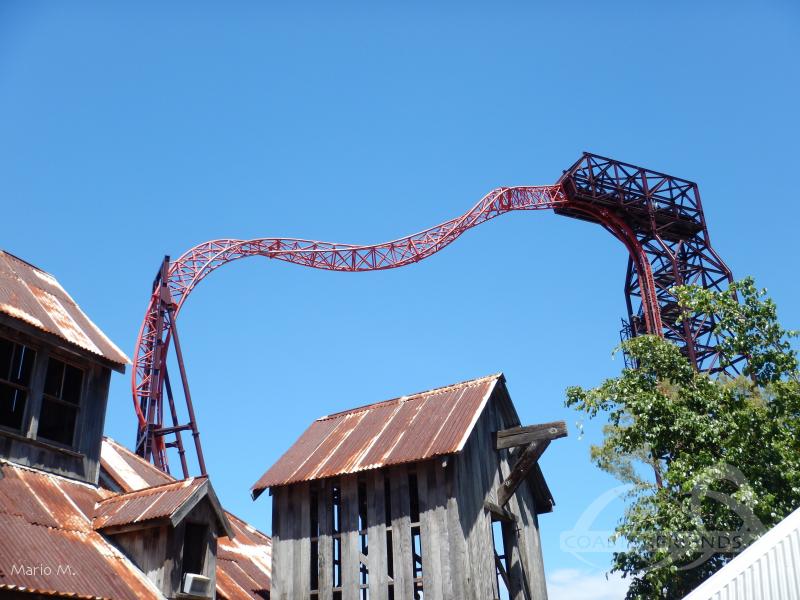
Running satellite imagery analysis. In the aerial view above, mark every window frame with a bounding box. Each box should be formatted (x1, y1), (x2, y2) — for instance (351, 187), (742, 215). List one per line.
(36, 354), (86, 449)
(0, 335), (38, 435)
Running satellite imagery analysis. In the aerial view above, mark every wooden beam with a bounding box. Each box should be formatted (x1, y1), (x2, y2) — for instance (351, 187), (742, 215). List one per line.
(495, 421), (567, 450)
(484, 500), (516, 523)
(496, 440), (550, 507)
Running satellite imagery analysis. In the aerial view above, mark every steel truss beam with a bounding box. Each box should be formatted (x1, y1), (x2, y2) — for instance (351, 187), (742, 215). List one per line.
(133, 154), (739, 476)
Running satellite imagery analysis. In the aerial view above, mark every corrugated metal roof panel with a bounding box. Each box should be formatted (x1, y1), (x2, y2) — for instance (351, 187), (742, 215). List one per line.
(100, 437), (175, 492)
(0, 250), (130, 366)
(0, 462), (164, 599)
(683, 506), (800, 600)
(93, 477), (205, 530)
(1, 440), (273, 600)
(252, 373), (502, 492)
(214, 513), (272, 599)
(98, 438), (272, 598)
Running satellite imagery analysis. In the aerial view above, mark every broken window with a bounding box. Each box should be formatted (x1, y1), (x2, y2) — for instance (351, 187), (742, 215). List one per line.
(182, 522), (208, 575)
(37, 357), (82, 446)
(0, 337), (36, 431)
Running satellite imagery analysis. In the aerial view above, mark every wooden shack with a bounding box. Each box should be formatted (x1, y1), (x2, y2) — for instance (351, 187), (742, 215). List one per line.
(252, 373), (566, 600)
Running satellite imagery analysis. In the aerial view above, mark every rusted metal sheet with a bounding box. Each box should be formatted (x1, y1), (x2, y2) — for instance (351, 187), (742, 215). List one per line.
(252, 373), (502, 493)
(0, 461), (163, 599)
(216, 515), (273, 599)
(0, 250), (129, 366)
(93, 477), (204, 530)
(0, 438), (272, 600)
(101, 437), (174, 491)
(99, 437), (272, 599)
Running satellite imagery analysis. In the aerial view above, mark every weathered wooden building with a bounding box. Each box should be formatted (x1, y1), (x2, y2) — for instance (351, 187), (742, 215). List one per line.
(252, 373), (566, 600)
(0, 249), (272, 600)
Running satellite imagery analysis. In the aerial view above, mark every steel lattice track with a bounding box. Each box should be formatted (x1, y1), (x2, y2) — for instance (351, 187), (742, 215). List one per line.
(132, 153), (737, 476)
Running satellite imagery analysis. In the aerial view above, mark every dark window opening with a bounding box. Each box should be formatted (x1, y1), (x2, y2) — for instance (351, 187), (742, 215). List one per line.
(38, 358), (82, 446)
(0, 338), (35, 431)
(491, 519), (512, 597)
(182, 522), (208, 576)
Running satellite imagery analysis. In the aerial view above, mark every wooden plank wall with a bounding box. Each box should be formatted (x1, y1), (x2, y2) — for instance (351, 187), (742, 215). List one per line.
(271, 486), (291, 600)
(271, 389), (549, 599)
(451, 389), (549, 600)
(110, 526), (170, 593)
(365, 470), (388, 600)
(316, 479), (333, 597)
(340, 476), (360, 600)
(453, 401), (503, 600)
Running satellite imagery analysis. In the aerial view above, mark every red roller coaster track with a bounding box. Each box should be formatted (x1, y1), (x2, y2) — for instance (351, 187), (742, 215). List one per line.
(132, 153), (738, 476)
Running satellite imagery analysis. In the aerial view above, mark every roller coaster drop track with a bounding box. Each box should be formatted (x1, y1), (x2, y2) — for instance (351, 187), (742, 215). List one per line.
(133, 153), (738, 477)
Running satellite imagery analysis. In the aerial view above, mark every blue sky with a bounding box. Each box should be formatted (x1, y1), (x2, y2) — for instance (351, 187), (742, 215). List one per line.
(2, 1), (798, 596)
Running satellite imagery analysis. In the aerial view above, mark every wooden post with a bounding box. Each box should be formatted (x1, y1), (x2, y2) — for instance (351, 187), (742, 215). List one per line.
(389, 465), (413, 599)
(366, 470), (389, 600)
(296, 482), (311, 597)
(317, 480), (333, 598)
(272, 486), (290, 600)
(341, 476), (360, 600)
(417, 460), (445, 600)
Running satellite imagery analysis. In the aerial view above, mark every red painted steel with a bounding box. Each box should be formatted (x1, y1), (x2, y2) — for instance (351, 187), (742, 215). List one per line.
(131, 153), (736, 476)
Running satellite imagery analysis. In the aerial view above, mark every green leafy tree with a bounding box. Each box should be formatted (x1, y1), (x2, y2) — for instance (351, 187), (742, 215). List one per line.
(566, 278), (800, 598)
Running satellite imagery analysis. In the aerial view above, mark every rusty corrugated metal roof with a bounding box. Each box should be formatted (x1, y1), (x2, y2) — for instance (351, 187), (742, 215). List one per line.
(99, 437), (271, 599)
(216, 514), (273, 600)
(0, 439), (272, 600)
(100, 437), (174, 491)
(92, 477), (206, 530)
(251, 373), (503, 494)
(0, 250), (130, 367)
(0, 461), (164, 600)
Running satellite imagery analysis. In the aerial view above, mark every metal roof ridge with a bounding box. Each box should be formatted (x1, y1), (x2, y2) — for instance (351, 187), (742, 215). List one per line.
(0, 249), (50, 275)
(316, 372), (504, 422)
(94, 475), (204, 506)
(102, 436), (177, 478)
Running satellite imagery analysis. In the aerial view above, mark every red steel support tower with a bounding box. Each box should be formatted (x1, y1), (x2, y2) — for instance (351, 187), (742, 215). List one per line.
(133, 153), (739, 476)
